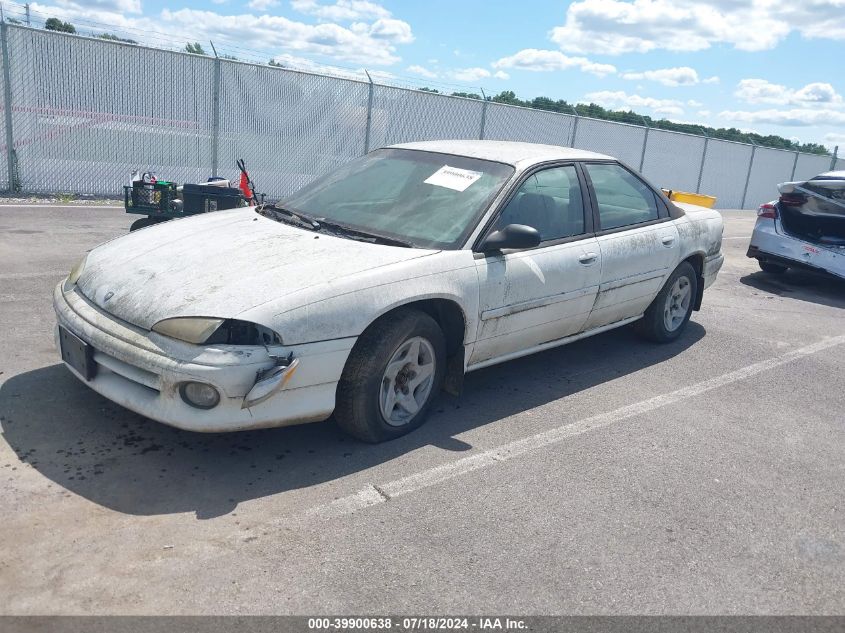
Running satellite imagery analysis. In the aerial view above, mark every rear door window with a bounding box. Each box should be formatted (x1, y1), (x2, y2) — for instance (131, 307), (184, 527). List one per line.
(584, 163), (659, 230)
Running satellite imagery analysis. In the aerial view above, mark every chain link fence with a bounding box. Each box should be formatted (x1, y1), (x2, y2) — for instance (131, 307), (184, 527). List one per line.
(0, 23), (839, 207)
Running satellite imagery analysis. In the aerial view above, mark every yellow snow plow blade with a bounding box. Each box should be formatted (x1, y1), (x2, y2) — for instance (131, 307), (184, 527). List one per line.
(661, 189), (717, 208)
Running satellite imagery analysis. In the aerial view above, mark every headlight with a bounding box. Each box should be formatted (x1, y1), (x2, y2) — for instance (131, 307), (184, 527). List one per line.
(151, 317), (282, 345)
(151, 317), (225, 344)
(64, 253), (88, 290)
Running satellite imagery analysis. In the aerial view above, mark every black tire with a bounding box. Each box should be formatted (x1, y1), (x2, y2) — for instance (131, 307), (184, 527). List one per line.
(335, 308), (446, 443)
(759, 260), (788, 274)
(129, 217), (168, 232)
(635, 261), (698, 343)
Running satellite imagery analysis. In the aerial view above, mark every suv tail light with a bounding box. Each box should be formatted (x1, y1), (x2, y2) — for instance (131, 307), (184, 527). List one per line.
(758, 203), (778, 219)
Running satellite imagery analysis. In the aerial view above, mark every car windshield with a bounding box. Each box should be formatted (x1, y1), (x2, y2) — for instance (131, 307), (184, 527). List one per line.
(275, 148), (514, 249)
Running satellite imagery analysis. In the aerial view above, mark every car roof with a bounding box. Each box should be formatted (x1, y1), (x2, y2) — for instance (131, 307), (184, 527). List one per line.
(814, 170), (845, 179)
(388, 140), (613, 168)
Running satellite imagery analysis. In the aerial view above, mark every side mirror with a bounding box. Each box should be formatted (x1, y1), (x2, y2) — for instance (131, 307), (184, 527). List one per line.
(480, 224), (541, 252)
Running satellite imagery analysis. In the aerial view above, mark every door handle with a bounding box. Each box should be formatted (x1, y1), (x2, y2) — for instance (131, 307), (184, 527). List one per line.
(578, 252), (598, 265)
(661, 235), (676, 246)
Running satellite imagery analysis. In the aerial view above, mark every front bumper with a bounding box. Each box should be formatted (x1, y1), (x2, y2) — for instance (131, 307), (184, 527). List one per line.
(53, 282), (355, 432)
(748, 219), (845, 280)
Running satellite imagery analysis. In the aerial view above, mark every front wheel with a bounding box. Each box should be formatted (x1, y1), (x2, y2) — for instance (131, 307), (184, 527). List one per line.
(335, 308), (446, 443)
(635, 261), (698, 343)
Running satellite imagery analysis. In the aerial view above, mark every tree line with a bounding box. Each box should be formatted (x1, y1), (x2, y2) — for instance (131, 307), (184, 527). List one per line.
(420, 88), (829, 155)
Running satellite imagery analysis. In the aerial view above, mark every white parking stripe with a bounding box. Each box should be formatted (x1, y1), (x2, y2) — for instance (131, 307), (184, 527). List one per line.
(0, 204), (123, 209)
(0, 271), (67, 280)
(305, 335), (845, 521)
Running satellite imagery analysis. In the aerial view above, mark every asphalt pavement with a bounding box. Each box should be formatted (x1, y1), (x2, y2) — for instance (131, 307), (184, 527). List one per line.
(0, 205), (843, 614)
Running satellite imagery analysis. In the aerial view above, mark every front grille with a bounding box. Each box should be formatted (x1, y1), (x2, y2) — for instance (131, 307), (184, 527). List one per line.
(92, 350), (161, 393)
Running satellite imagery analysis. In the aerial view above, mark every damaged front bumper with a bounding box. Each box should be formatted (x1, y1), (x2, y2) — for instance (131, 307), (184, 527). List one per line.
(53, 282), (355, 432)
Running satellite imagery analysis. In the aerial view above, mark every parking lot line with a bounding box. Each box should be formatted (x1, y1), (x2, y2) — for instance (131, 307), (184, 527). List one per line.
(305, 334), (845, 522)
(0, 271), (67, 280)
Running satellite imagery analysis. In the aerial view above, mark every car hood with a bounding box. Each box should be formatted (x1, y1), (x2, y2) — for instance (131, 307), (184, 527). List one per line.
(77, 208), (437, 330)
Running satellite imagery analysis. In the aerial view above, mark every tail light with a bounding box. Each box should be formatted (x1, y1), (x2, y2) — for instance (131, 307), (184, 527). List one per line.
(757, 203), (778, 219)
(779, 193), (805, 206)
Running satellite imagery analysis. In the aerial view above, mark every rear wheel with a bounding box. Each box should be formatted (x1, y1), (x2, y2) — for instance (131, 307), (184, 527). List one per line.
(335, 308), (446, 443)
(759, 260), (788, 274)
(635, 261), (698, 343)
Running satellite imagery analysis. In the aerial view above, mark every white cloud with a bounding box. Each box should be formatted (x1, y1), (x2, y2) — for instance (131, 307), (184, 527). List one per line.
(735, 79), (843, 106)
(582, 90), (685, 116)
(719, 108), (845, 126)
(823, 132), (845, 147)
(549, 0), (845, 55)
(407, 64), (437, 79)
(449, 67), (491, 82)
(621, 66), (700, 87)
(687, 99), (703, 107)
(29, 2), (414, 66)
(290, 0), (390, 22)
(697, 110), (711, 117)
(492, 49), (616, 77)
(57, 0), (143, 12)
(493, 70), (509, 80)
(702, 76), (720, 84)
(249, 0), (279, 10)
(271, 53), (393, 81)
(368, 18), (413, 43)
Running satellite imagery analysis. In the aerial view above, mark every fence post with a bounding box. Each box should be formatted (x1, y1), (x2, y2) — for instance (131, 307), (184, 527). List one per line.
(638, 117), (650, 173)
(568, 105), (579, 148)
(479, 88), (488, 140)
(696, 131), (709, 194)
(740, 143), (757, 210)
(363, 70), (374, 154)
(0, 22), (18, 192)
(790, 150), (799, 181)
(831, 146), (839, 171)
(210, 44), (221, 178)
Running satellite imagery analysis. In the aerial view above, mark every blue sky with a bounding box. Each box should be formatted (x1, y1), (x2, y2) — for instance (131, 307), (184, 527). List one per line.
(18, 0), (845, 150)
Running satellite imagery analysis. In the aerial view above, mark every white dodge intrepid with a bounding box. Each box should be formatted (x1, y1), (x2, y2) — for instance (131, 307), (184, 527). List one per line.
(54, 140), (724, 442)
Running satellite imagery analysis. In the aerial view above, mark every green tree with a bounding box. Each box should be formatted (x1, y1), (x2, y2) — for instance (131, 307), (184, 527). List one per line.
(418, 87), (440, 93)
(185, 42), (207, 55)
(45, 18), (76, 33)
(491, 90), (522, 106)
(98, 33), (137, 44)
(268, 60), (286, 67)
(451, 91), (482, 100)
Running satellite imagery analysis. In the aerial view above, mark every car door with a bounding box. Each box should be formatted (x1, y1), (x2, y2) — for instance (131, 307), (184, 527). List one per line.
(469, 164), (602, 366)
(580, 162), (681, 331)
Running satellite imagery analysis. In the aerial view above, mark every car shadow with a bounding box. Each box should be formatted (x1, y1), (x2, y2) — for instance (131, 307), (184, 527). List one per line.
(0, 322), (705, 519)
(740, 269), (845, 309)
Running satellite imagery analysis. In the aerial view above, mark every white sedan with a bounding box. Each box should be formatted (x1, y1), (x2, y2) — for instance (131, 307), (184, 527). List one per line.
(54, 140), (724, 442)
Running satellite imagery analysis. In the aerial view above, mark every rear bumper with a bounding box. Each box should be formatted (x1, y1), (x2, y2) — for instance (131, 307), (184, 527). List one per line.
(702, 252), (724, 290)
(748, 219), (845, 280)
(53, 282), (355, 432)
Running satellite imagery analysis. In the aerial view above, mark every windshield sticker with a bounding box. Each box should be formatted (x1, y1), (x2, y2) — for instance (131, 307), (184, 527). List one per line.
(424, 165), (483, 192)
